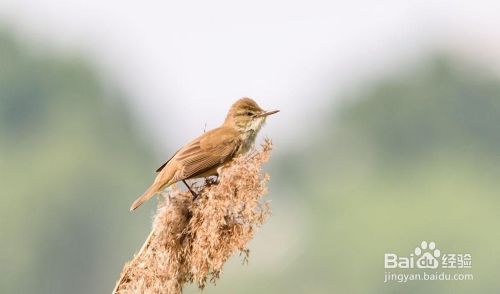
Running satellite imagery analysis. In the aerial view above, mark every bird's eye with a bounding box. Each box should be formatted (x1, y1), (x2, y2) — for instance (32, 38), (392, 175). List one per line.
(246, 112), (253, 116)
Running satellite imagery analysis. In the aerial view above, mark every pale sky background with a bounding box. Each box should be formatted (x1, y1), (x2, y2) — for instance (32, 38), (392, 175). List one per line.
(2, 0), (500, 283)
(1, 0), (500, 154)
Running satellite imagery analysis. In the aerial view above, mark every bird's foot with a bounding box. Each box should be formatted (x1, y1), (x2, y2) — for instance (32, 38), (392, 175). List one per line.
(204, 176), (220, 186)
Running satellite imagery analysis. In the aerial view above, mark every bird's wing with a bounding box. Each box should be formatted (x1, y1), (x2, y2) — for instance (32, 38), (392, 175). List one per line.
(171, 127), (241, 181)
(155, 150), (178, 172)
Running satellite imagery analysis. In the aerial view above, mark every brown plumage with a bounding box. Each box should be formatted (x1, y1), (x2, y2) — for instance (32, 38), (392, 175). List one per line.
(130, 98), (278, 211)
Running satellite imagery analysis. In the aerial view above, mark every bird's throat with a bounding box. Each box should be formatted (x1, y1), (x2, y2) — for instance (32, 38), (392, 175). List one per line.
(238, 117), (265, 154)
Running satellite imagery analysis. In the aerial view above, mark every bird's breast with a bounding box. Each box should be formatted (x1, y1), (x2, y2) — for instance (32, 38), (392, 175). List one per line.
(238, 130), (257, 154)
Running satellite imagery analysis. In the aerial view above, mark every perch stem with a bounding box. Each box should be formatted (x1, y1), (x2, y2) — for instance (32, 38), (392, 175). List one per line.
(112, 229), (155, 293)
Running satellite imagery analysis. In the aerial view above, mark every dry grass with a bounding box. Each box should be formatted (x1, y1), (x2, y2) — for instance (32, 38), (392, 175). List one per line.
(113, 139), (273, 294)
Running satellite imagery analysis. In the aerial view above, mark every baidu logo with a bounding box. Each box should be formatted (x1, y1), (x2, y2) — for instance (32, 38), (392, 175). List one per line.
(414, 241), (440, 269)
(384, 241), (471, 269)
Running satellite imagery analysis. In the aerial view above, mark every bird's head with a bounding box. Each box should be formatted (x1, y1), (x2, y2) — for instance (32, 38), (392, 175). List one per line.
(224, 98), (279, 134)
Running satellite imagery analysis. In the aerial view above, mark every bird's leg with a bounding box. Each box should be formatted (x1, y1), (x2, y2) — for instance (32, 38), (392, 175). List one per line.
(182, 180), (198, 200)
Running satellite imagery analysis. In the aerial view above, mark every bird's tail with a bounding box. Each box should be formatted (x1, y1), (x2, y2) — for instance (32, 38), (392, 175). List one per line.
(130, 184), (159, 211)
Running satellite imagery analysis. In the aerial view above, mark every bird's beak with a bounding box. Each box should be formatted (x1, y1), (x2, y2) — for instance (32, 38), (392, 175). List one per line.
(256, 109), (280, 118)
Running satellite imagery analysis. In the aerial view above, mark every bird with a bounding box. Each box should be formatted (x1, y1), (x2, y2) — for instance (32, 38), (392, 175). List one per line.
(130, 98), (279, 211)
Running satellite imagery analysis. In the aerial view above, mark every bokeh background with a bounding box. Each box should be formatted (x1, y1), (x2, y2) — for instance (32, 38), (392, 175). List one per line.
(1, 1), (500, 293)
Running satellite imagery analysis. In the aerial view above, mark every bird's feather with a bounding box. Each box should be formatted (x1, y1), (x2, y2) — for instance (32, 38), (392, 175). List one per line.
(155, 150), (178, 172)
(172, 126), (241, 181)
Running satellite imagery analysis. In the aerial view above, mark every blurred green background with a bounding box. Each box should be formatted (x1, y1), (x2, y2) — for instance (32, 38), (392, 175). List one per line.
(1, 23), (500, 294)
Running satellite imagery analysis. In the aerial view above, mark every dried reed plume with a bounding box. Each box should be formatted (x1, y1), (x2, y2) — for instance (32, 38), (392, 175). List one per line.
(113, 139), (273, 293)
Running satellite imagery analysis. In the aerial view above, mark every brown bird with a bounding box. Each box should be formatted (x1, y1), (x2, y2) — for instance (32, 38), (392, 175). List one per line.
(130, 98), (279, 211)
